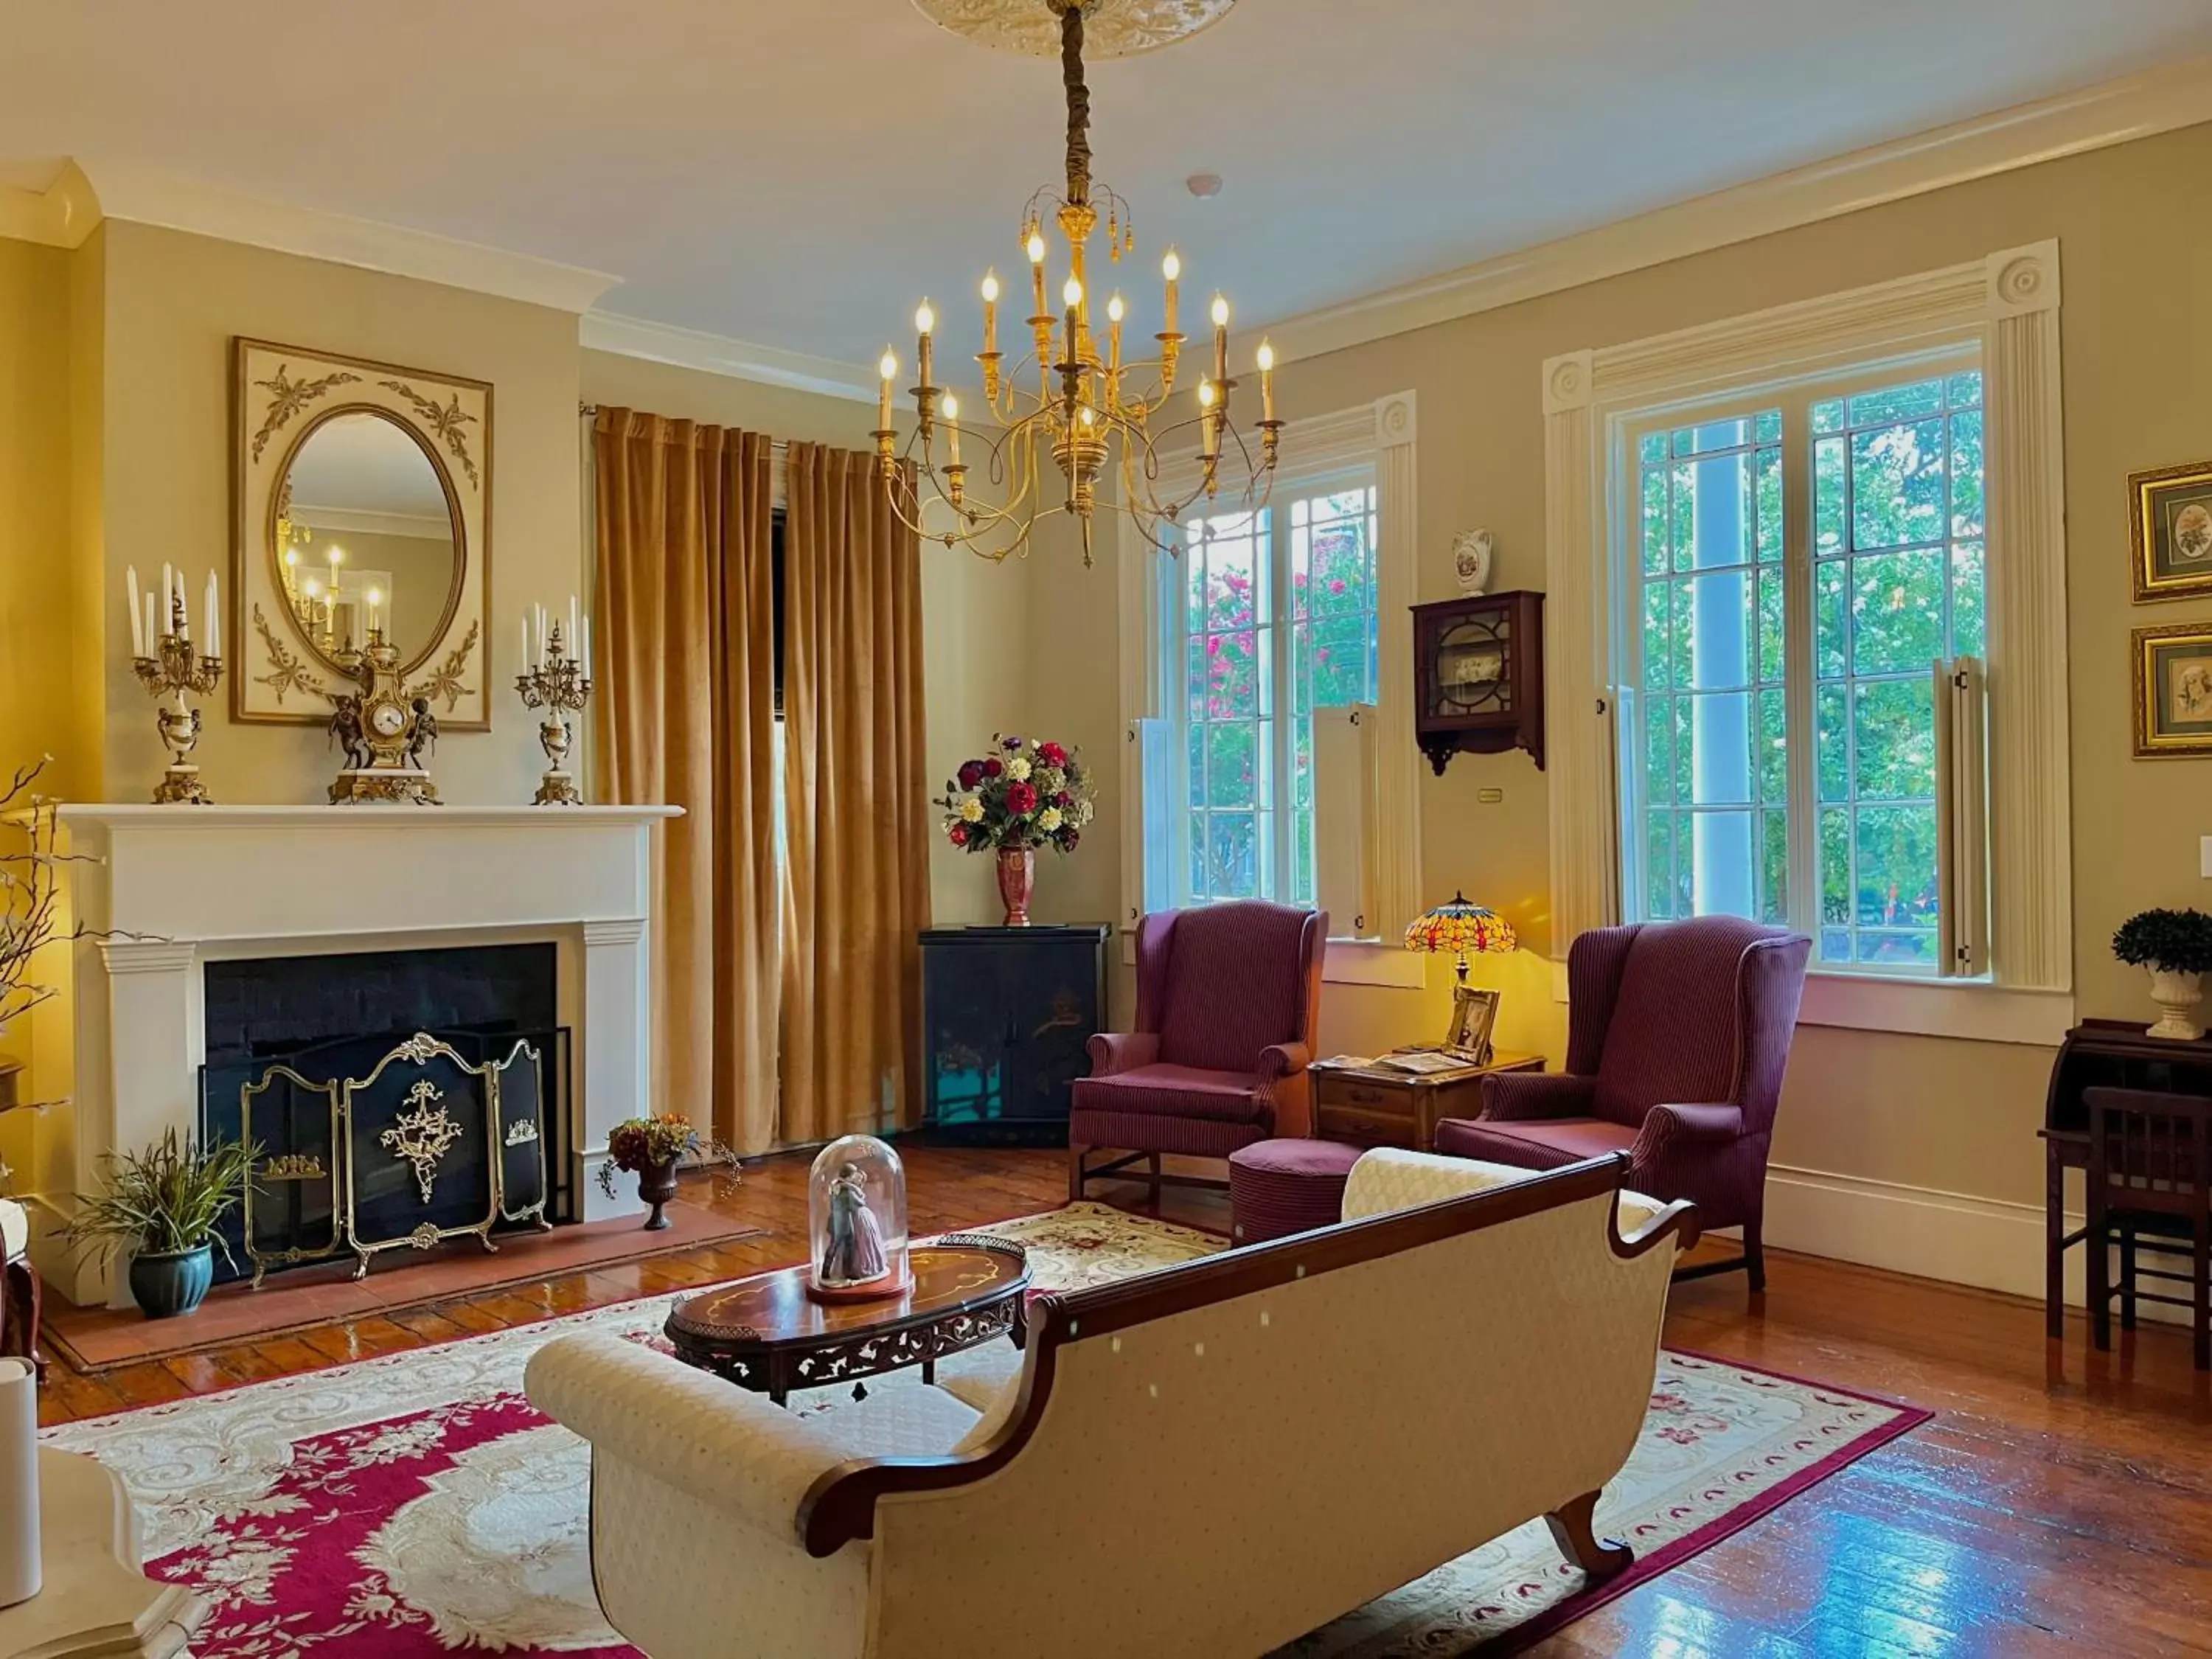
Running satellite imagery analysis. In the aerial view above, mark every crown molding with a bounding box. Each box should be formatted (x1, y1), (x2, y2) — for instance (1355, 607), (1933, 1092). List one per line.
(578, 310), (878, 403)
(1265, 55), (2212, 366)
(290, 503), (453, 540)
(66, 159), (621, 313)
(0, 161), (100, 249)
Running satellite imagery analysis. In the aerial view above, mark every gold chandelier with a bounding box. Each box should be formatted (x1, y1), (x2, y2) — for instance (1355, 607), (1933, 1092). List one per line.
(875, 0), (1279, 566)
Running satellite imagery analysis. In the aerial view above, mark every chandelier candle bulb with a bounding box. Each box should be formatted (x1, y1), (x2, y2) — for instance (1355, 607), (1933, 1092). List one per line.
(1028, 230), (1048, 313)
(943, 394), (961, 465)
(1163, 247), (1180, 332)
(981, 269), (999, 354)
(1211, 292), (1230, 386)
(915, 299), (936, 390)
(878, 347), (897, 431)
(1257, 338), (1276, 422)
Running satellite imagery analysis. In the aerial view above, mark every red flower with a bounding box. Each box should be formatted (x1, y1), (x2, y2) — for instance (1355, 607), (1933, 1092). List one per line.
(1006, 782), (1038, 814)
(947, 822), (970, 846)
(956, 759), (984, 790)
(1038, 741), (1068, 768)
(1329, 577), (1348, 594)
(1054, 790), (1074, 808)
(982, 757), (1004, 778)
(1206, 637), (1222, 657)
(1064, 828), (1080, 849)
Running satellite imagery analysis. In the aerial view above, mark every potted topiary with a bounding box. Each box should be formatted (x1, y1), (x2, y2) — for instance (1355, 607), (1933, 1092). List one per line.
(67, 1129), (258, 1318)
(2112, 908), (2212, 1040)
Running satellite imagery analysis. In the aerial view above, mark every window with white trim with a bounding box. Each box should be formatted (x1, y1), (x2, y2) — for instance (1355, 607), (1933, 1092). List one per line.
(1163, 473), (1380, 907)
(1618, 353), (1989, 973)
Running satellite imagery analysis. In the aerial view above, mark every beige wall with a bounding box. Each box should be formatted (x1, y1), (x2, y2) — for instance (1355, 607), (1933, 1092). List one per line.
(1072, 121), (2212, 1220)
(96, 221), (583, 806)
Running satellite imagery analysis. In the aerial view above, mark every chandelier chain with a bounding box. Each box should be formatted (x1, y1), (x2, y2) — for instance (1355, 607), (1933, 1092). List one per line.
(1061, 4), (1092, 206)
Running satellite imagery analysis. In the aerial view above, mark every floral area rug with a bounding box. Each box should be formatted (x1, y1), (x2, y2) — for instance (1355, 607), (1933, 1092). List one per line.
(44, 1201), (1926, 1658)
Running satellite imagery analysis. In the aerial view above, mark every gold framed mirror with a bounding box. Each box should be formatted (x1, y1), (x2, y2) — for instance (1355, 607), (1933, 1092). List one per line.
(233, 339), (493, 728)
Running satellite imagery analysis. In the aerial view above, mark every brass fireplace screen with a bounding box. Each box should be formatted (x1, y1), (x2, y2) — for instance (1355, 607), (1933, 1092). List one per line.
(240, 1030), (550, 1285)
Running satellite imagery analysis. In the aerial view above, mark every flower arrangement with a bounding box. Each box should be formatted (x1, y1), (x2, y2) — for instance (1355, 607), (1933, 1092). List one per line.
(935, 734), (1096, 854)
(594, 1109), (742, 1219)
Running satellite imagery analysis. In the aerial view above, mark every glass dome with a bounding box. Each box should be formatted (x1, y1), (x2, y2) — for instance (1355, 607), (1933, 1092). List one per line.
(806, 1133), (911, 1302)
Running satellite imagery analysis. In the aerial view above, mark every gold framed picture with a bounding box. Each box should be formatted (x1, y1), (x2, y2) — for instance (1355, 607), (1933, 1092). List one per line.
(2129, 460), (2212, 602)
(2132, 621), (2212, 757)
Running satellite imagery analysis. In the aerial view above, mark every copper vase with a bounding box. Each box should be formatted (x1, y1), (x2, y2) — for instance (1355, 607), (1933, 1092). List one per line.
(636, 1157), (679, 1231)
(996, 846), (1036, 926)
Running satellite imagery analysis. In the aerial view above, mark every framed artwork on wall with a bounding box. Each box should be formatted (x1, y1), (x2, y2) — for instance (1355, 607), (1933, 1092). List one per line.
(2132, 620), (2212, 757)
(232, 338), (493, 728)
(2129, 459), (2212, 602)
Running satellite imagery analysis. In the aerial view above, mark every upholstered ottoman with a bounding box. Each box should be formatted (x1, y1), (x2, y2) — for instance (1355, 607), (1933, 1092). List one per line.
(1228, 1138), (1364, 1245)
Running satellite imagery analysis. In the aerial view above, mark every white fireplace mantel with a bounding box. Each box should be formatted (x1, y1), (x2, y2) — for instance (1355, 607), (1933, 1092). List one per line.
(43, 804), (680, 1304)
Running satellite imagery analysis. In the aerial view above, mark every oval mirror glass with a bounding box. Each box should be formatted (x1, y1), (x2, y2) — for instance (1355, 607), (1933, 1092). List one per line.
(273, 411), (461, 669)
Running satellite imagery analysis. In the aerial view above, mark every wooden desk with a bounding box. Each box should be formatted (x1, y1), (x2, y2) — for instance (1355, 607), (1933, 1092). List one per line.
(1310, 1051), (1543, 1152)
(2042, 1019), (2212, 1338)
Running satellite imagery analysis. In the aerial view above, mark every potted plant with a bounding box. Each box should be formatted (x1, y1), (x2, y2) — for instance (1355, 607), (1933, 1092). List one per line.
(2112, 908), (2212, 1040)
(934, 734), (1096, 925)
(597, 1113), (740, 1230)
(67, 1129), (258, 1318)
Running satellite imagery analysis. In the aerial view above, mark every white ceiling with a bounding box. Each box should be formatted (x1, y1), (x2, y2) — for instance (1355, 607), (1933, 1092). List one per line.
(4, 0), (2209, 367)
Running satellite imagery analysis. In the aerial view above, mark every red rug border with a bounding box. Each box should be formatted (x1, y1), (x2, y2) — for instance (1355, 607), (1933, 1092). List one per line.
(1481, 1346), (1935, 1656)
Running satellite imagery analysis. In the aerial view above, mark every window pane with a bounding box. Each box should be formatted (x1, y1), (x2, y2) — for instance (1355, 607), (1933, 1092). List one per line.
(1947, 371), (1983, 408)
(1207, 813), (1259, 899)
(1757, 567), (1787, 685)
(1812, 397), (1846, 434)
(1209, 631), (1261, 716)
(1815, 437), (1847, 556)
(1676, 418), (1750, 456)
(1853, 804), (1937, 933)
(1817, 684), (1849, 803)
(1952, 541), (1986, 658)
(1949, 410), (1984, 539)
(1642, 468), (1669, 577)
(1848, 378), (1942, 425)
(1642, 582), (1674, 689)
(1815, 560), (1847, 679)
(1645, 810), (1676, 919)
(1680, 571), (1753, 690)
(1758, 686), (1789, 803)
(1760, 807), (1790, 925)
(1686, 692), (1754, 806)
(1205, 721), (1256, 808)
(1851, 549), (1945, 675)
(1756, 445), (1782, 563)
(1644, 695), (1674, 806)
(1640, 431), (1668, 465)
(1820, 807), (1851, 934)
(1851, 420), (1946, 549)
(1851, 678), (1935, 801)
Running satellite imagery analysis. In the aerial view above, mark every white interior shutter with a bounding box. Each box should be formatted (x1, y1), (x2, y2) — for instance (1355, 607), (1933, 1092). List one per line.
(1312, 703), (1378, 937)
(1121, 716), (1176, 928)
(1935, 655), (1990, 977)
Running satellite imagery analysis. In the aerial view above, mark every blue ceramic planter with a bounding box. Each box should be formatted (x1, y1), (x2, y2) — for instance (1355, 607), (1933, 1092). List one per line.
(128, 1244), (215, 1319)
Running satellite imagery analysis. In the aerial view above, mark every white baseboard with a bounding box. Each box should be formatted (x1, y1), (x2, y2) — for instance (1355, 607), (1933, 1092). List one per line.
(1761, 1162), (2189, 1326)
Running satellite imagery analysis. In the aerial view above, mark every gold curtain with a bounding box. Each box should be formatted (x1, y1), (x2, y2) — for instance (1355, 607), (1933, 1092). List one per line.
(591, 411), (780, 1153)
(781, 442), (932, 1141)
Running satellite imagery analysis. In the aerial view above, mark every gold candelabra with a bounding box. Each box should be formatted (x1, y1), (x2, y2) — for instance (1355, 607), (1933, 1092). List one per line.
(515, 618), (591, 805)
(132, 583), (223, 805)
(876, 0), (1281, 567)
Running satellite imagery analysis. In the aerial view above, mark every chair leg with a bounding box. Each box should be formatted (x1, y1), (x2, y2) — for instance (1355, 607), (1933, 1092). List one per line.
(1744, 1218), (1766, 1295)
(2088, 1203), (2111, 1352)
(1067, 1144), (1089, 1203)
(1, 1259), (41, 1384)
(2120, 1227), (2138, 1332)
(1543, 1489), (1632, 1585)
(1147, 1152), (1163, 1209)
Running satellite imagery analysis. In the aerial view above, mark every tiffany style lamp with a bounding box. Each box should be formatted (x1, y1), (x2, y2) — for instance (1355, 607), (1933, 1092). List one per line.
(1402, 893), (1517, 1061)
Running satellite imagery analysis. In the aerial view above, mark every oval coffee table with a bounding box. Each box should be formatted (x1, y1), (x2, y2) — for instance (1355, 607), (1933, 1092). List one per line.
(665, 1235), (1031, 1405)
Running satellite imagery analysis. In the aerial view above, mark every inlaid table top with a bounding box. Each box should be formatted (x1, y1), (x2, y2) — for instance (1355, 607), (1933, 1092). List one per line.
(665, 1236), (1031, 1403)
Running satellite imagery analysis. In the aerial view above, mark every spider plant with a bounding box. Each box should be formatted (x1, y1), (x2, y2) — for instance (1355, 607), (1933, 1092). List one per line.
(67, 1128), (260, 1263)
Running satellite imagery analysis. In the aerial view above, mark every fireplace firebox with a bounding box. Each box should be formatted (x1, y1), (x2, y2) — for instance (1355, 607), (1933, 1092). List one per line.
(198, 944), (573, 1284)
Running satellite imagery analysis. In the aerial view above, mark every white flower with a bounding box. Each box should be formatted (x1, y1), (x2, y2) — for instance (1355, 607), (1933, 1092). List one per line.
(1037, 807), (1064, 832)
(959, 798), (984, 823)
(1039, 765), (1066, 793)
(1006, 757), (1032, 782)
(1075, 798), (1095, 827)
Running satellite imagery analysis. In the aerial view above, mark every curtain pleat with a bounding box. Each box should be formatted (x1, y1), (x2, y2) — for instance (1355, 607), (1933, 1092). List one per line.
(591, 411), (779, 1153)
(781, 443), (931, 1141)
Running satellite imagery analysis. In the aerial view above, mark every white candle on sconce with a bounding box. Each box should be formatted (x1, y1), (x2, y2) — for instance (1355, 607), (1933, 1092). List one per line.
(580, 614), (592, 679)
(521, 615), (531, 674)
(161, 563), (173, 637)
(204, 569), (218, 657)
(144, 591), (156, 657)
(127, 566), (144, 657)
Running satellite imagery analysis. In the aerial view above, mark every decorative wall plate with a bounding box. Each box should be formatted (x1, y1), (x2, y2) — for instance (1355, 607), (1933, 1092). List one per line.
(911, 0), (1238, 58)
(232, 338), (493, 729)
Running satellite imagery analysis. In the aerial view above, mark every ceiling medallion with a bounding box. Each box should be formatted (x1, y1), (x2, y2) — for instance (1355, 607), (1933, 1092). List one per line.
(911, 0), (1238, 60)
(877, 0), (1278, 566)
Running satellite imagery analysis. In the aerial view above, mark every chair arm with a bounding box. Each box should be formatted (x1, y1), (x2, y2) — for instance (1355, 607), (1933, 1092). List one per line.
(1256, 1040), (1312, 1083)
(1480, 1070), (1597, 1123)
(1630, 1102), (1745, 1166)
(1086, 1032), (1161, 1077)
(526, 1334), (852, 1545)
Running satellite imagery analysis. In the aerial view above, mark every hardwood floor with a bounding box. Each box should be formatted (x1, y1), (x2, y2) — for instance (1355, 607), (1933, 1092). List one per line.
(36, 1144), (2212, 1656)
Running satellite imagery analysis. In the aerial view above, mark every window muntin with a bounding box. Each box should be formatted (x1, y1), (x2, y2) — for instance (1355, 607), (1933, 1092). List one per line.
(1623, 361), (1986, 973)
(1174, 478), (1379, 907)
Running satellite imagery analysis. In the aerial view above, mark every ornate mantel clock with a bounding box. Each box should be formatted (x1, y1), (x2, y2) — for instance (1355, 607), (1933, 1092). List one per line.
(1412, 590), (1546, 773)
(328, 634), (441, 804)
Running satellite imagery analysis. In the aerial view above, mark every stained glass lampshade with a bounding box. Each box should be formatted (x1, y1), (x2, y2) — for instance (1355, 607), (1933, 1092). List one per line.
(1402, 893), (1517, 1058)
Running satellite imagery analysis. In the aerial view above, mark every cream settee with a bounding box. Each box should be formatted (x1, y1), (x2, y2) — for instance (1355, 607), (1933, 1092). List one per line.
(527, 1151), (1693, 1659)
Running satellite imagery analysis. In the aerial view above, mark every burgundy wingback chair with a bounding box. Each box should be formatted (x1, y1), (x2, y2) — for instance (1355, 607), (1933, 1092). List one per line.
(1433, 915), (1809, 1290)
(1069, 901), (1326, 1202)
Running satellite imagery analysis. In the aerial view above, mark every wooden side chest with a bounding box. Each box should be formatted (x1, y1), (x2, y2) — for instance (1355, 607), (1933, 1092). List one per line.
(1311, 1052), (1544, 1152)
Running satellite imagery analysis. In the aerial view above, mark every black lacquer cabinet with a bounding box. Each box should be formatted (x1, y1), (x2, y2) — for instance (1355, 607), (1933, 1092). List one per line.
(917, 924), (1108, 1145)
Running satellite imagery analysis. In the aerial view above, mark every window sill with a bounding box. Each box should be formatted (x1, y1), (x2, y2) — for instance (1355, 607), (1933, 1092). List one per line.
(1795, 971), (2073, 1046)
(1548, 956), (2073, 1045)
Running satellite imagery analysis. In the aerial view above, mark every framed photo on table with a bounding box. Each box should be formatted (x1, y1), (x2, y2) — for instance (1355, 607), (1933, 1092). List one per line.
(2129, 459), (2212, 602)
(2132, 621), (2212, 757)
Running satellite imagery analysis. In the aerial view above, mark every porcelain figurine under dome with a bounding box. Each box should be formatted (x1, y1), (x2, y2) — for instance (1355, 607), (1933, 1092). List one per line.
(806, 1134), (912, 1302)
